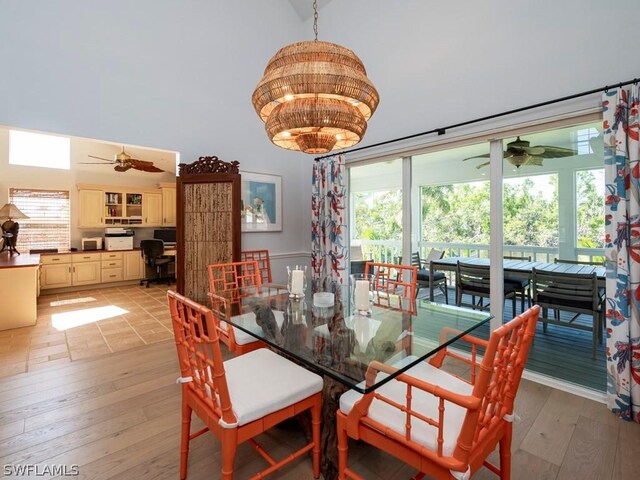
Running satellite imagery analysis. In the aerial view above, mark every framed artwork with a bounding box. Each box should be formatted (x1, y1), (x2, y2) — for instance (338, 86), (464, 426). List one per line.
(240, 171), (282, 232)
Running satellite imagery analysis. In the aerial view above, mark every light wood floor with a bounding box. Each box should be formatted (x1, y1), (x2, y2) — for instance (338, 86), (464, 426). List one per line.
(0, 341), (640, 480)
(1, 336), (638, 479)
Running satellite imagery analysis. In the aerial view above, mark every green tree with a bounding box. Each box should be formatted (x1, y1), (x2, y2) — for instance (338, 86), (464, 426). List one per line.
(576, 170), (605, 248)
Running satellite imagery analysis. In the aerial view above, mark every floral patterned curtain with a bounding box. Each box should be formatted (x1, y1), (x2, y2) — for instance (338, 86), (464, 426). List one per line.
(311, 154), (348, 297)
(604, 84), (640, 422)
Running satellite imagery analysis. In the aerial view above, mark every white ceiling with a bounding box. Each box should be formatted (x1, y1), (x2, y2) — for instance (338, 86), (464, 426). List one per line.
(288, 0), (333, 21)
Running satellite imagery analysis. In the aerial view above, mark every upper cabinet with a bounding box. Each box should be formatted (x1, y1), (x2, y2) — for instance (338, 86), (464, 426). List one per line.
(142, 192), (163, 226)
(161, 187), (176, 226)
(78, 184), (175, 228)
(78, 189), (104, 228)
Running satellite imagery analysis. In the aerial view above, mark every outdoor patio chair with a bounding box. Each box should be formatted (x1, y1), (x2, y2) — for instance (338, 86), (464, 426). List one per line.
(532, 268), (604, 359)
(503, 255), (532, 314)
(337, 305), (540, 480)
(456, 262), (518, 315)
(400, 250), (449, 303)
(167, 290), (322, 480)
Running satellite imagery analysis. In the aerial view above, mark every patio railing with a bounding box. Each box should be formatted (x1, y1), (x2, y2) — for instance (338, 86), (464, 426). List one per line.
(353, 240), (605, 265)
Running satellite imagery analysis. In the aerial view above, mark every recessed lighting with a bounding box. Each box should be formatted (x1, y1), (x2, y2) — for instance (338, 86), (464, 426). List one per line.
(284, 94), (294, 101)
(282, 131), (292, 137)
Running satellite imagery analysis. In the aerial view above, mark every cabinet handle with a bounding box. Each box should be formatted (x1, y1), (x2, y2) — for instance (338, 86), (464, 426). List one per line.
(52, 258), (60, 262)
(109, 262), (116, 266)
(73, 266), (76, 273)
(109, 275), (116, 278)
(83, 256), (91, 259)
(69, 267), (72, 273)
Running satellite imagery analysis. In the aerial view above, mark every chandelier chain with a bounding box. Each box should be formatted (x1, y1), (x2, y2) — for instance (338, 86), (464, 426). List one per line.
(313, 0), (318, 41)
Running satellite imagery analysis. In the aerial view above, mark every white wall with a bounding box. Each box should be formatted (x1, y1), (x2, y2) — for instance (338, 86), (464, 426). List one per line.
(0, 0), (312, 268)
(308, 0), (638, 157)
(0, 0), (636, 265)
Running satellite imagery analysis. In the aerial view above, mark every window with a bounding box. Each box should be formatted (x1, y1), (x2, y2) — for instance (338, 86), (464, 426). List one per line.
(576, 168), (605, 249)
(349, 159), (403, 263)
(9, 130), (71, 170)
(9, 188), (70, 252)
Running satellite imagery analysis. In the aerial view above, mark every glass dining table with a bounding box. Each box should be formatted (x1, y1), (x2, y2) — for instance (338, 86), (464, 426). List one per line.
(229, 285), (492, 393)
(224, 284), (492, 479)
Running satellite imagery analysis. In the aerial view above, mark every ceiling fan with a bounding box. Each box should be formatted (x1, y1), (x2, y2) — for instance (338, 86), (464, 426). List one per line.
(464, 136), (578, 169)
(80, 146), (164, 173)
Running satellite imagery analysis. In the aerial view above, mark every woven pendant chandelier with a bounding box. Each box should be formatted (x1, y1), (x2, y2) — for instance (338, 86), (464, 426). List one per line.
(252, 1), (379, 154)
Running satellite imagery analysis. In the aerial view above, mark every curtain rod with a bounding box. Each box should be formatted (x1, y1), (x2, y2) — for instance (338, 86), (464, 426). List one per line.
(314, 76), (639, 161)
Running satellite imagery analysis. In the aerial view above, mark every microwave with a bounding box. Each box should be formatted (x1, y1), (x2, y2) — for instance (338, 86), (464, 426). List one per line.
(105, 236), (134, 251)
(81, 237), (103, 251)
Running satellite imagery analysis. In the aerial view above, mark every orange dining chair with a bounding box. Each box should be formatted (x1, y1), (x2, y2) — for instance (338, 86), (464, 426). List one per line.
(337, 305), (540, 480)
(167, 290), (323, 480)
(241, 249), (273, 285)
(207, 260), (267, 355)
(364, 262), (418, 314)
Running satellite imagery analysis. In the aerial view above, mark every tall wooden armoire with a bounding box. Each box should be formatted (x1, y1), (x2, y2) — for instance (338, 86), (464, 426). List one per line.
(176, 156), (241, 303)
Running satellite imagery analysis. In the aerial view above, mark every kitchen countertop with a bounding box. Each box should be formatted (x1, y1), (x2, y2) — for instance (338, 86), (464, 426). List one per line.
(0, 252), (41, 269)
(39, 247), (177, 256)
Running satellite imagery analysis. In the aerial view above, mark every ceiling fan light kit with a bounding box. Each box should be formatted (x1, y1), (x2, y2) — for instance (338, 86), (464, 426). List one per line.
(252, 1), (379, 154)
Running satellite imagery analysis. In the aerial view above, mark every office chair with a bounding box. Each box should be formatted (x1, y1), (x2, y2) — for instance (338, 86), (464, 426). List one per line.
(140, 239), (174, 288)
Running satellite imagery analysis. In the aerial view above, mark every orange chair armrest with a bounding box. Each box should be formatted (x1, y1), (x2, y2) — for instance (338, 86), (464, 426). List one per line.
(365, 360), (481, 411)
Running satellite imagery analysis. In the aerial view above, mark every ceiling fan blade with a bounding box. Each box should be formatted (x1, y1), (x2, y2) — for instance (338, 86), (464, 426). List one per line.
(463, 153), (490, 161)
(88, 155), (115, 163)
(524, 146), (545, 155)
(129, 159), (164, 172)
(527, 156), (544, 166)
(534, 145), (577, 158)
(476, 161), (490, 169)
(114, 164), (132, 172)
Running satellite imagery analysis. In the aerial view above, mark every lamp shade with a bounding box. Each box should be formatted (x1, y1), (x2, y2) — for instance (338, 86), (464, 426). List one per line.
(0, 203), (29, 220)
(252, 40), (379, 154)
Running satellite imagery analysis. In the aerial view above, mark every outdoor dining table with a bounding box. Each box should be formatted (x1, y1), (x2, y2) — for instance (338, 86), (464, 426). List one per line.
(228, 286), (492, 479)
(428, 256), (607, 302)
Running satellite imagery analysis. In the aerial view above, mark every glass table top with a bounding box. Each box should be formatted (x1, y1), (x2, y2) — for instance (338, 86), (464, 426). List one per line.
(224, 287), (492, 393)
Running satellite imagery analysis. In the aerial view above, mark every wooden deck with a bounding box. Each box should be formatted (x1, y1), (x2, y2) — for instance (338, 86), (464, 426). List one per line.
(423, 288), (606, 392)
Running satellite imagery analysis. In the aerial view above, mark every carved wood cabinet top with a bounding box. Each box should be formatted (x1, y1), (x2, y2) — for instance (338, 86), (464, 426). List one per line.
(178, 156), (240, 176)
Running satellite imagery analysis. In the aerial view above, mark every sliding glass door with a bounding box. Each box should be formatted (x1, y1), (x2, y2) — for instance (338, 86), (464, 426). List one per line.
(347, 117), (606, 392)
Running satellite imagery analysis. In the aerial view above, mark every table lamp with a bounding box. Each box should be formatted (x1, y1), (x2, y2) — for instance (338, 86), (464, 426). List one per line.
(0, 203), (29, 255)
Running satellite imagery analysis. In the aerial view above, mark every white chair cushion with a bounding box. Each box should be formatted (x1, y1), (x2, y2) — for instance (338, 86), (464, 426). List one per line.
(224, 348), (323, 426)
(339, 357), (473, 457)
(221, 310), (285, 345)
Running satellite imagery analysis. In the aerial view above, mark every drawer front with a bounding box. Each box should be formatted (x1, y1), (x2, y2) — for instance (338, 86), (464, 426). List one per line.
(101, 268), (124, 283)
(101, 252), (124, 261)
(40, 255), (71, 265)
(72, 253), (102, 263)
(101, 259), (124, 269)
